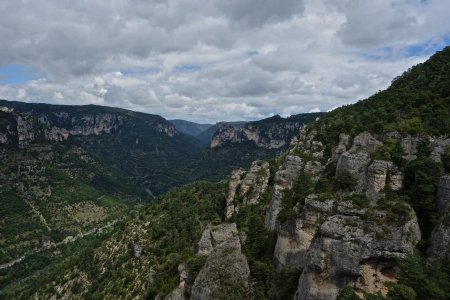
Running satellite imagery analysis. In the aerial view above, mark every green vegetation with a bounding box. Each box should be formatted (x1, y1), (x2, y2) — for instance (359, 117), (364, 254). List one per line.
(311, 47), (450, 158)
(403, 155), (442, 242)
(0, 145), (135, 265)
(376, 187), (413, 225)
(442, 146), (450, 173)
(392, 254), (450, 300)
(268, 268), (302, 299)
(344, 194), (370, 208)
(333, 170), (357, 191)
(1, 181), (227, 298)
(278, 171), (314, 223)
(337, 286), (363, 300)
(371, 137), (406, 167)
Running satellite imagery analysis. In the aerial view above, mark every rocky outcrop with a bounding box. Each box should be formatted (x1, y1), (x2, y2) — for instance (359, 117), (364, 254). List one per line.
(336, 132), (382, 191)
(224, 162), (270, 220)
(265, 131), (423, 299)
(0, 133), (7, 144)
(429, 223), (450, 261)
(401, 135), (419, 161)
(224, 169), (246, 220)
(191, 223), (250, 300)
(240, 161), (270, 205)
(17, 114), (35, 147)
(265, 155), (304, 231)
(41, 113), (125, 141)
(0, 102), (179, 149)
(165, 264), (191, 300)
(334, 133), (404, 199)
(429, 175), (450, 260)
(436, 175), (450, 213)
(133, 244), (143, 258)
(197, 223), (241, 256)
(366, 160), (403, 201)
(210, 125), (241, 149)
(400, 135), (450, 162)
(430, 137), (450, 163)
(209, 114), (320, 150)
(294, 207), (420, 300)
(331, 134), (350, 163)
(273, 195), (333, 270)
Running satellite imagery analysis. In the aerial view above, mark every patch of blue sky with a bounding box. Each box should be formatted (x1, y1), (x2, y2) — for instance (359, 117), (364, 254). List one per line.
(358, 36), (450, 61)
(175, 64), (202, 73)
(406, 36), (450, 57)
(120, 67), (161, 76)
(0, 64), (38, 84)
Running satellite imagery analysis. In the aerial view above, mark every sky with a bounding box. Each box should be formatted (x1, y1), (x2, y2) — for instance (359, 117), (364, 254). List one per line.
(0, 0), (449, 123)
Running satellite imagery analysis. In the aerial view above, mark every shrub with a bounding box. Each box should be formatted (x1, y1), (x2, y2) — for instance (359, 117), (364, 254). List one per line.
(386, 283), (417, 300)
(442, 146), (450, 172)
(334, 171), (357, 191)
(344, 194), (370, 208)
(268, 268), (302, 300)
(395, 254), (450, 300)
(337, 286), (361, 300)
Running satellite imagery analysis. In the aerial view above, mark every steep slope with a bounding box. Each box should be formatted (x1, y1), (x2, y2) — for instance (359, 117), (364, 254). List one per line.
(0, 100), (204, 195)
(192, 113), (324, 182)
(0, 181), (228, 298)
(0, 100), (205, 292)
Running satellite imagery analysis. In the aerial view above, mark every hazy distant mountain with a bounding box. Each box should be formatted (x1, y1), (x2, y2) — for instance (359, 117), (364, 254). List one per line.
(169, 119), (213, 137)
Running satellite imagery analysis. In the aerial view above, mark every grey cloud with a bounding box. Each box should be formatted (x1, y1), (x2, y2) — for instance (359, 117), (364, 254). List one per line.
(0, 0), (449, 123)
(215, 0), (304, 27)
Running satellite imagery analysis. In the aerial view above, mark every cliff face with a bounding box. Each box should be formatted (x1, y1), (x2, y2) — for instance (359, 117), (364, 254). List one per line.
(429, 175), (450, 260)
(261, 128), (448, 299)
(210, 113), (323, 150)
(0, 102), (176, 148)
(0, 100), (207, 195)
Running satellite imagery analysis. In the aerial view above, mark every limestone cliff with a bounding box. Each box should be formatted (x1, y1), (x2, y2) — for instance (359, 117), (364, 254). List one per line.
(0, 101), (177, 148)
(224, 161), (270, 220)
(210, 113), (323, 150)
(247, 129), (439, 299)
(429, 175), (450, 260)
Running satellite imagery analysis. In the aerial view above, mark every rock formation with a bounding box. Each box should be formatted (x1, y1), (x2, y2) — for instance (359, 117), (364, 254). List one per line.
(265, 155), (304, 231)
(0, 103), (178, 149)
(209, 114), (322, 150)
(266, 131), (422, 299)
(429, 175), (450, 260)
(224, 161), (270, 220)
(191, 223), (250, 300)
(165, 264), (191, 300)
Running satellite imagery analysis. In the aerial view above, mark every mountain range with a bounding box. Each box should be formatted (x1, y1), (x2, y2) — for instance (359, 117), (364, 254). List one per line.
(0, 46), (449, 299)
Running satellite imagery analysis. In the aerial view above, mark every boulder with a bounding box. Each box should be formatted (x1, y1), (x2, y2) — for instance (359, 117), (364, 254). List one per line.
(197, 223), (240, 256)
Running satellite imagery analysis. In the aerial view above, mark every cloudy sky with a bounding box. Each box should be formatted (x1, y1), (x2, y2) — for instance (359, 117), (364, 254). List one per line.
(0, 0), (449, 123)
